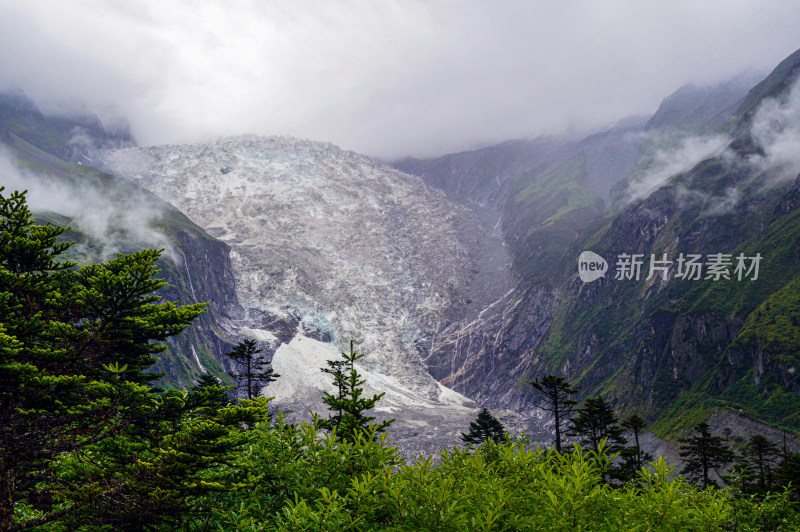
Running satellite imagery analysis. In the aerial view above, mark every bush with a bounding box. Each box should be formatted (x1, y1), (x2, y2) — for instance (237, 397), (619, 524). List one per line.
(195, 431), (800, 531)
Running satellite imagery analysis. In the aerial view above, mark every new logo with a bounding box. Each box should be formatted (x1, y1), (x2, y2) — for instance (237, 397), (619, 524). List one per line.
(578, 251), (607, 283)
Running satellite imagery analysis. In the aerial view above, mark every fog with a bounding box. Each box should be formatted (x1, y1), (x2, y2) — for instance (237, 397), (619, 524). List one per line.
(0, 149), (170, 258)
(624, 132), (729, 202)
(625, 76), (800, 214)
(750, 79), (800, 175)
(0, 1), (798, 159)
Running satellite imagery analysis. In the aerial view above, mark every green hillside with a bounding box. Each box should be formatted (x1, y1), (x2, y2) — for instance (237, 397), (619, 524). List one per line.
(0, 99), (236, 388)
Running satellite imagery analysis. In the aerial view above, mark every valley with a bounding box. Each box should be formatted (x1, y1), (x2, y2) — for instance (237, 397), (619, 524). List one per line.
(3, 49), (800, 458)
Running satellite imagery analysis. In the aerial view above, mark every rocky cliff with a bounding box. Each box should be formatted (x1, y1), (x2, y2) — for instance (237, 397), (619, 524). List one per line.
(396, 55), (800, 440)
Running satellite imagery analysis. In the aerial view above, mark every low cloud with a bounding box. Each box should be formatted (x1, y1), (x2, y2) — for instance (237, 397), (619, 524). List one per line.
(623, 132), (728, 202)
(0, 149), (170, 259)
(1, 2), (799, 159)
(749, 78), (800, 178)
(674, 184), (742, 217)
(624, 75), (800, 216)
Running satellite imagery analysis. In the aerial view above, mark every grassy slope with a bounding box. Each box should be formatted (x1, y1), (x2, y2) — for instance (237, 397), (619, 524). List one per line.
(507, 153), (605, 283)
(509, 50), (800, 439)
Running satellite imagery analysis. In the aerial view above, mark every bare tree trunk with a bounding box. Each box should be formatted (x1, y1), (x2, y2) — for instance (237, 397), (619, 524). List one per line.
(554, 399), (562, 453)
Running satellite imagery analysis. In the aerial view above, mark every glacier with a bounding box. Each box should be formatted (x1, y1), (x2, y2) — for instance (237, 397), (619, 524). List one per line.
(100, 135), (534, 453)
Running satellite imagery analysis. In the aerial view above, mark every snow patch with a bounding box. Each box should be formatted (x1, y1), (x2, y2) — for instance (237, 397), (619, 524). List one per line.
(268, 335), (474, 411)
(239, 326), (279, 343)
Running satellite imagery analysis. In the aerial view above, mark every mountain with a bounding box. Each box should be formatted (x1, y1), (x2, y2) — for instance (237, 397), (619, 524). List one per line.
(4, 49), (799, 456)
(645, 73), (762, 133)
(0, 93), (240, 388)
(0, 91), (134, 162)
(97, 135), (541, 454)
(395, 50), (800, 444)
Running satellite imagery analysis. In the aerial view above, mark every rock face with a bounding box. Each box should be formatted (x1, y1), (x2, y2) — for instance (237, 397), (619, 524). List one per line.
(152, 222), (244, 387)
(99, 136), (538, 452)
(396, 60), (800, 441)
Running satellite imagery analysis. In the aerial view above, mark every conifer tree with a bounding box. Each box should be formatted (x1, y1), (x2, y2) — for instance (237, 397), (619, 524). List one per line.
(566, 397), (627, 483)
(320, 359), (348, 428)
(616, 414), (653, 482)
(566, 396), (628, 455)
(461, 408), (507, 445)
(528, 375), (579, 453)
(776, 452), (800, 501)
(734, 434), (780, 494)
(226, 338), (279, 400)
(189, 371), (233, 410)
(0, 188), (269, 530)
(317, 341), (393, 443)
(679, 422), (735, 488)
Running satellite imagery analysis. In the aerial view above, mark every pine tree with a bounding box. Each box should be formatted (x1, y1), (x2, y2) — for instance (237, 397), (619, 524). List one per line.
(616, 414), (653, 482)
(566, 396), (628, 455)
(0, 188), (269, 530)
(623, 415), (651, 467)
(734, 434), (780, 494)
(679, 422), (735, 488)
(189, 371), (233, 410)
(461, 408), (507, 445)
(317, 341), (393, 443)
(320, 359), (348, 428)
(566, 397), (627, 484)
(528, 375), (579, 453)
(226, 338), (279, 400)
(776, 452), (800, 501)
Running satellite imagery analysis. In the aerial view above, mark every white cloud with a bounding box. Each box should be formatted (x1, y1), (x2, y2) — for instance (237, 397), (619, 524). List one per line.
(750, 78), (800, 176)
(0, 1), (799, 158)
(624, 132), (728, 202)
(628, 76), (800, 213)
(0, 149), (169, 258)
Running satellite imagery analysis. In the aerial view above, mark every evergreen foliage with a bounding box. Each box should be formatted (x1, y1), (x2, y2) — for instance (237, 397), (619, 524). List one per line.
(776, 452), (800, 501)
(320, 359), (348, 428)
(528, 375), (579, 453)
(733, 435), (781, 495)
(679, 422), (736, 488)
(461, 408), (507, 445)
(0, 188), (270, 530)
(189, 371), (233, 410)
(567, 396), (628, 455)
(566, 396), (628, 482)
(2, 186), (799, 529)
(617, 414), (654, 482)
(316, 340), (394, 443)
(226, 338), (279, 400)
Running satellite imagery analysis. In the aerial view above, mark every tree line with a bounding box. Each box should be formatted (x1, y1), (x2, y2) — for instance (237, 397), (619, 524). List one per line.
(0, 187), (394, 530)
(3, 186), (800, 530)
(466, 373), (800, 496)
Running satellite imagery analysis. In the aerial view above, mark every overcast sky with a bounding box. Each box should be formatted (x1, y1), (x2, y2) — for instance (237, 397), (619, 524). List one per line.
(1, 1), (798, 159)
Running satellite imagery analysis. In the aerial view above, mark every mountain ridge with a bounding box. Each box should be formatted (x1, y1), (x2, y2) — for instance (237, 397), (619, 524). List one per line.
(395, 52), (800, 443)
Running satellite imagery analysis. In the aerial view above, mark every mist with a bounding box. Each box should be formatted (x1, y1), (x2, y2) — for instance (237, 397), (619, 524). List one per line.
(625, 75), (800, 215)
(750, 79), (800, 177)
(624, 132), (729, 202)
(0, 149), (170, 259)
(1, 1), (799, 159)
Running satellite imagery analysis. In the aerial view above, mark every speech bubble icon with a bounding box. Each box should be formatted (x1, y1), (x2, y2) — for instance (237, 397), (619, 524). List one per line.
(578, 251), (608, 283)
